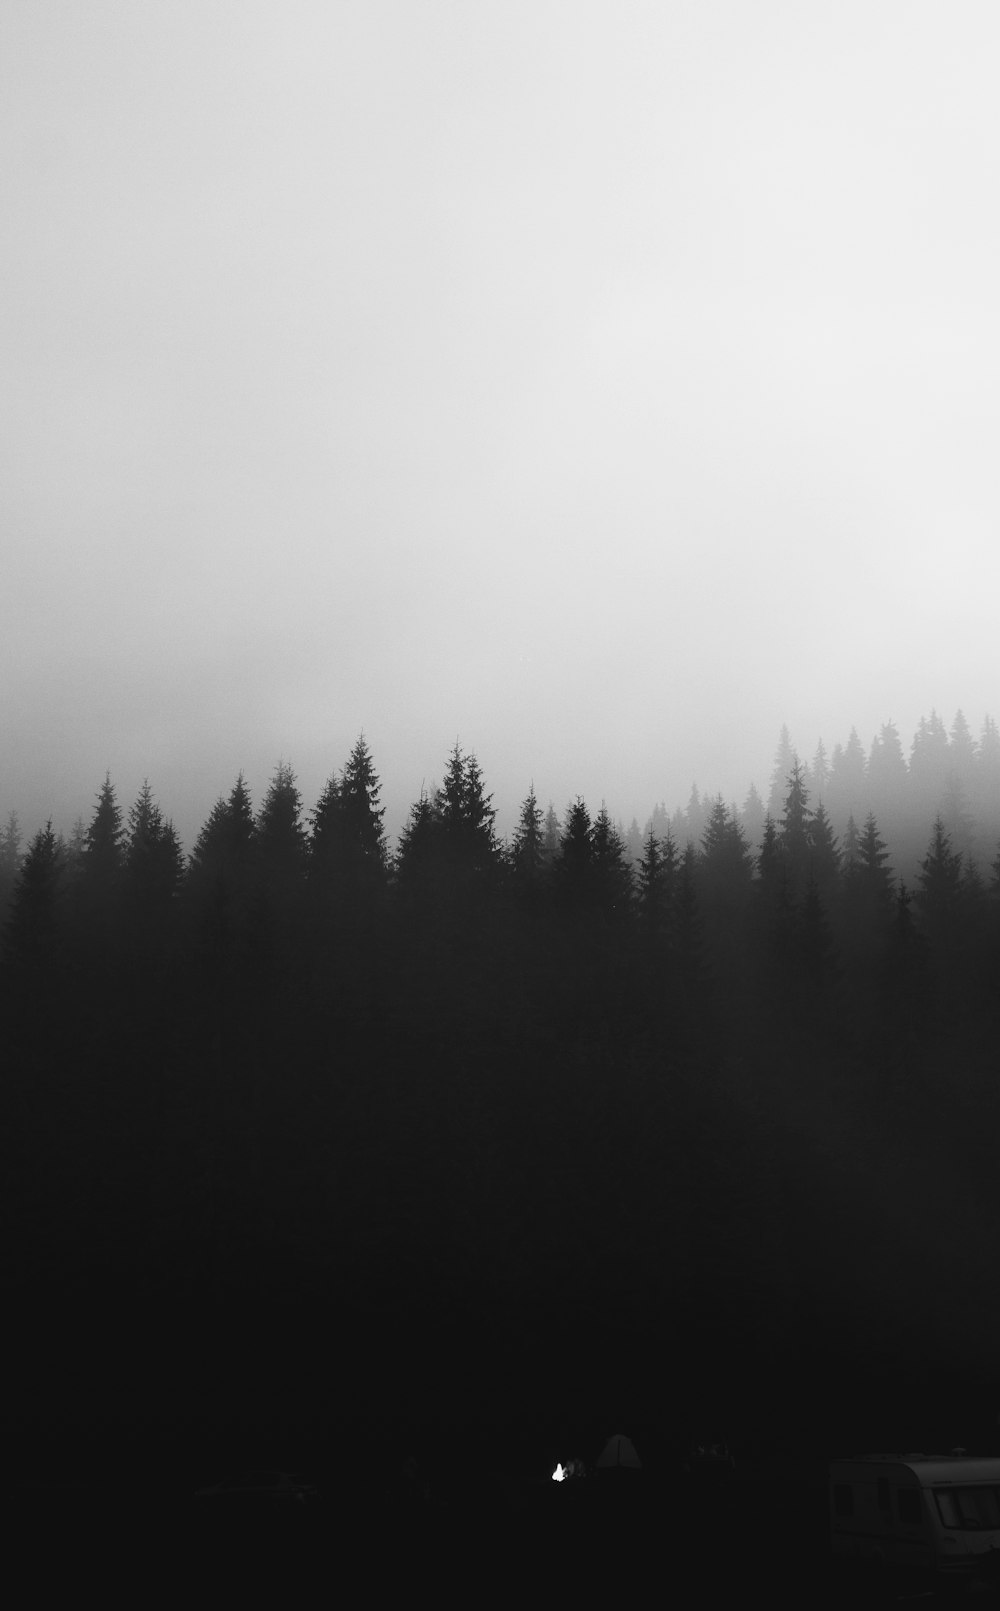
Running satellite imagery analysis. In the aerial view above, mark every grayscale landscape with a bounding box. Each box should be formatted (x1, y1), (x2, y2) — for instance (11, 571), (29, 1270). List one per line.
(4, 4), (1000, 1597)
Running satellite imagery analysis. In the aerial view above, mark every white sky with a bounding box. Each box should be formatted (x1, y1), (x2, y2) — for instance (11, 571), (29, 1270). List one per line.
(3, 1), (1000, 850)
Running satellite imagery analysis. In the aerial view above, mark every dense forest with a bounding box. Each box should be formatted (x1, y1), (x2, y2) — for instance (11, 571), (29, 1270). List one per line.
(4, 714), (1000, 1475)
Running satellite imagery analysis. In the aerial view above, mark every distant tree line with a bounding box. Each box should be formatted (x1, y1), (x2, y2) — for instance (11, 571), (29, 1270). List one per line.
(4, 720), (1000, 1453)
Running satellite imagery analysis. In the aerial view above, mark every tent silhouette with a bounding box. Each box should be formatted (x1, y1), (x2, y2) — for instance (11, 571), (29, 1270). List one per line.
(596, 1434), (642, 1472)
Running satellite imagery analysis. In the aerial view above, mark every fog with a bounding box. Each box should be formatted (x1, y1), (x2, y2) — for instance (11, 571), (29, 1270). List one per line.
(4, 2), (1000, 851)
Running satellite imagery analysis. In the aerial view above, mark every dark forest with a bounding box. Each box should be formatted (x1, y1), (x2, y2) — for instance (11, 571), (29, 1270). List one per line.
(5, 714), (1000, 1507)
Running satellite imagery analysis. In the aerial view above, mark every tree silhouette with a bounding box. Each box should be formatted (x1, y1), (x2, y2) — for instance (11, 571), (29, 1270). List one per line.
(915, 816), (964, 942)
(83, 772), (124, 891)
(636, 825), (675, 947)
(2, 821), (63, 984)
(808, 801), (841, 902)
(123, 781), (184, 915)
(554, 797), (593, 916)
(767, 726), (796, 819)
(778, 761), (812, 899)
(591, 804), (633, 925)
(0, 811), (22, 929)
(339, 735), (388, 883)
(511, 784), (547, 898)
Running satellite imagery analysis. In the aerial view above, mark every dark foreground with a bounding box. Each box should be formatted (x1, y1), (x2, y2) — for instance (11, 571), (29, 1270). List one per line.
(9, 1442), (998, 1606)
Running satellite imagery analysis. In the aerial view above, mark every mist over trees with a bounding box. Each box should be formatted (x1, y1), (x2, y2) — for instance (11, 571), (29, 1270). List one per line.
(4, 709), (1000, 1463)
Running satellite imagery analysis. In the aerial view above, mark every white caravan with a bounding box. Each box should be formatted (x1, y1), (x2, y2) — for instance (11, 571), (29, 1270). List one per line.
(829, 1453), (1000, 1587)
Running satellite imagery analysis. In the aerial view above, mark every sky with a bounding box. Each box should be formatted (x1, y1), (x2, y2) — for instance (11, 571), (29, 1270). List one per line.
(4, 1), (1000, 853)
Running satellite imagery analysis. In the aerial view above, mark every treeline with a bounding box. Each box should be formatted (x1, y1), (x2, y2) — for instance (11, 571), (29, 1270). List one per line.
(4, 729), (1000, 1454)
(655, 709), (1000, 889)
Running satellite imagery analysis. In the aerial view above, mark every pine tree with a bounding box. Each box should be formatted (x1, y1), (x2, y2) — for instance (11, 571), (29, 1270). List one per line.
(393, 790), (438, 896)
(973, 717), (1000, 843)
(740, 784), (766, 854)
(554, 797), (593, 913)
(767, 726), (796, 818)
(624, 816), (644, 867)
(636, 827), (675, 944)
(909, 711), (950, 820)
(310, 770), (344, 873)
(591, 804), (633, 922)
(779, 761), (812, 898)
(867, 721), (908, 831)
(257, 761), (307, 884)
(756, 815), (783, 904)
(0, 811), (22, 928)
(841, 814), (861, 875)
(339, 734), (388, 881)
(542, 803), (561, 863)
(511, 784), (547, 894)
(684, 784), (704, 848)
(2, 822), (64, 980)
(808, 801), (841, 899)
(857, 811), (892, 883)
(84, 773), (124, 889)
(186, 773), (257, 954)
(948, 709), (977, 785)
(940, 772), (976, 864)
(856, 812), (894, 911)
(811, 740), (831, 804)
(915, 816), (964, 940)
(436, 743), (499, 880)
(824, 729), (866, 835)
(123, 781), (184, 916)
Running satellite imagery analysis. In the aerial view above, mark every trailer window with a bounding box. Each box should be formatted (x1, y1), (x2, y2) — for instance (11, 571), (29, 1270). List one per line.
(897, 1488), (922, 1527)
(833, 1484), (854, 1518)
(934, 1487), (1000, 1530)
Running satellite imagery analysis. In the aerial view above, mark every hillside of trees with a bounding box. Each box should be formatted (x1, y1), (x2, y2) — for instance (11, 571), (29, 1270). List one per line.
(4, 716), (1000, 1469)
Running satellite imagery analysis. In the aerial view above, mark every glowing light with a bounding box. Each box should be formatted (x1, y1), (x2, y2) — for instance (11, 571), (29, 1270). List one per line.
(552, 1463), (566, 1482)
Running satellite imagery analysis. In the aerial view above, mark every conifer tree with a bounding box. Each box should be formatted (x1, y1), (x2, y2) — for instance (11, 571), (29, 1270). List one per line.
(393, 790), (437, 894)
(591, 804), (633, 922)
(808, 802), (841, 899)
(542, 803), (561, 863)
(436, 743), (499, 879)
(811, 740), (831, 804)
(779, 761), (812, 898)
(310, 771), (344, 874)
(940, 772), (976, 864)
(740, 784), (766, 853)
(2, 822), (63, 981)
(186, 774), (257, 960)
(909, 711), (950, 819)
(767, 726), (796, 818)
(257, 761), (307, 883)
(853, 813), (894, 932)
(756, 815), (783, 903)
(867, 721), (908, 830)
(915, 816), (964, 940)
(827, 728), (867, 831)
(684, 783), (705, 848)
(511, 784), (547, 893)
(841, 814), (861, 875)
(339, 734), (388, 881)
(84, 773), (124, 889)
(554, 798), (593, 913)
(123, 781), (184, 920)
(636, 827), (675, 944)
(0, 811), (22, 927)
(948, 709), (977, 785)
